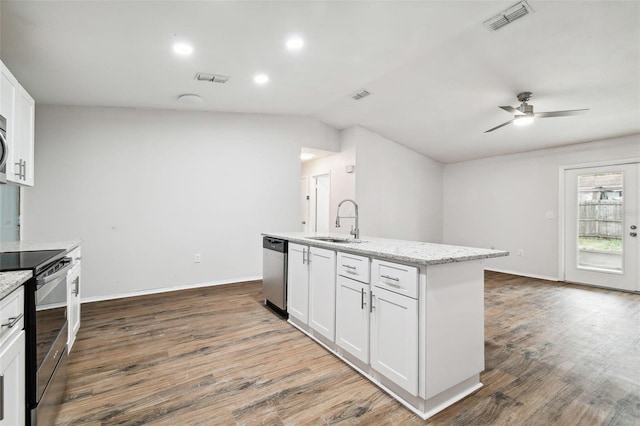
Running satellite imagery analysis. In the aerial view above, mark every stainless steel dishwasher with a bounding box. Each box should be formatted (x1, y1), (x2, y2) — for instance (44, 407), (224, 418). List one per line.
(262, 236), (288, 316)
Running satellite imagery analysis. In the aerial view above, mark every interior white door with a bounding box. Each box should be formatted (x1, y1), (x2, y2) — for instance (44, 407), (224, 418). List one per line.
(300, 176), (309, 233)
(564, 163), (638, 292)
(314, 174), (330, 234)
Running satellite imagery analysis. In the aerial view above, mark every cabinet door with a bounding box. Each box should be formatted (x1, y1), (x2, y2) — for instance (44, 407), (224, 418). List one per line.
(67, 262), (81, 351)
(287, 243), (309, 324)
(370, 286), (419, 395)
(0, 331), (25, 426)
(14, 86), (35, 186)
(336, 276), (369, 363)
(308, 247), (336, 341)
(0, 62), (18, 180)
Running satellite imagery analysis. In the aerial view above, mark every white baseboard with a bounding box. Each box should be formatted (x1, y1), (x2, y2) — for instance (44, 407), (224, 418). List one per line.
(484, 268), (559, 282)
(80, 275), (263, 304)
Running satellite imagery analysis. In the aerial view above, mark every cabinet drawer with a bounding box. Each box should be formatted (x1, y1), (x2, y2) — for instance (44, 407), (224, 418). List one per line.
(0, 286), (25, 346)
(337, 252), (370, 283)
(372, 259), (418, 299)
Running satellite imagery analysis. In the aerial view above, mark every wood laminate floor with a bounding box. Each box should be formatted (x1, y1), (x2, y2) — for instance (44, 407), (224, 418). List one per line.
(55, 272), (640, 425)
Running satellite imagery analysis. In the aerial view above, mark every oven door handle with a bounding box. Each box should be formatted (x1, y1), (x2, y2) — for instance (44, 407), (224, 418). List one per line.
(36, 260), (72, 288)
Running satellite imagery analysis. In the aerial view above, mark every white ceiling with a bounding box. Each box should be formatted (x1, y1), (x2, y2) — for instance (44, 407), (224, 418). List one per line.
(1, 1), (638, 163)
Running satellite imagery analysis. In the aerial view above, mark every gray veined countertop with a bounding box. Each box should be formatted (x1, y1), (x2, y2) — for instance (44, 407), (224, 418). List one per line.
(262, 232), (508, 266)
(0, 240), (81, 301)
(0, 270), (32, 301)
(0, 240), (81, 253)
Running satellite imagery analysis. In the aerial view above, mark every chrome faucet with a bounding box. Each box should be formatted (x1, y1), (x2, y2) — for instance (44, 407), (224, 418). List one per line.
(335, 199), (359, 239)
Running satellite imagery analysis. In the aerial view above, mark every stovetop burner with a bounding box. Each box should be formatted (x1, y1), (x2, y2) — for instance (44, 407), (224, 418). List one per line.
(0, 249), (66, 274)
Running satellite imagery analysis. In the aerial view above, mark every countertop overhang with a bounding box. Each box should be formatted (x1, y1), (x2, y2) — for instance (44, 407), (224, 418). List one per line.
(262, 232), (508, 266)
(0, 270), (32, 300)
(0, 240), (81, 253)
(0, 240), (82, 300)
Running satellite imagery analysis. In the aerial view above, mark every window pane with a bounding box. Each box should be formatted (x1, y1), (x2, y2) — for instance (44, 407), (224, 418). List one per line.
(577, 172), (623, 272)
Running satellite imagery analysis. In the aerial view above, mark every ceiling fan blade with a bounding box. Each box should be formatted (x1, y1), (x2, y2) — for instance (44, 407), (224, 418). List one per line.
(484, 119), (514, 133)
(535, 109), (589, 118)
(499, 105), (525, 115)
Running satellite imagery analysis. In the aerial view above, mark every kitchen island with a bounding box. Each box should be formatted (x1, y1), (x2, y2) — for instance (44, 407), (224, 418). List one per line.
(262, 232), (508, 419)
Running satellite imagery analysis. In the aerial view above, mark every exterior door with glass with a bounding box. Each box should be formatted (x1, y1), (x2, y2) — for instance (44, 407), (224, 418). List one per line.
(564, 163), (638, 292)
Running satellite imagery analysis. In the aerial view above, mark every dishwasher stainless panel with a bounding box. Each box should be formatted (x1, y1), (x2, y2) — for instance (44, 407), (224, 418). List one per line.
(263, 237), (288, 314)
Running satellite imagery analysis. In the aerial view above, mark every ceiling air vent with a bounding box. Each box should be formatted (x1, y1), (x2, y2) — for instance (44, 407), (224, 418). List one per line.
(484, 1), (534, 32)
(351, 89), (371, 100)
(195, 73), (229, 83)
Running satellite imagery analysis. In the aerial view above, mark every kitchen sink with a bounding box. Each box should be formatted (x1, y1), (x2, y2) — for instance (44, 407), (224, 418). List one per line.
(307, 236), (365, 243)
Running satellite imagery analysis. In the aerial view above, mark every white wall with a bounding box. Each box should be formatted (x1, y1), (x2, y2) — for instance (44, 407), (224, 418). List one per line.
(23, 105), (339, 300)
(352, 126), (443, 242)
(443, 134), (640, 280)
(0, 1), (3, 58)
(301, 139), (356, 236)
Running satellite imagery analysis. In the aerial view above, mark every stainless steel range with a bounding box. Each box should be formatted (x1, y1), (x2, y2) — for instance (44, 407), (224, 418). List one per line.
(0, 249), (71, 425)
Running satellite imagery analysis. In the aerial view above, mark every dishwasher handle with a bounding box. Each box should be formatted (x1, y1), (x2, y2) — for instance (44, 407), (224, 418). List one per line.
(263, 237), (288, 253)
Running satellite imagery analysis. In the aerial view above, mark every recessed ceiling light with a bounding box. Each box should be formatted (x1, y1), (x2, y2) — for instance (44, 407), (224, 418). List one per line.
(286, 36), (304, 51)
(173, 42), (194, 56)
(254, 73), (269, 85)
(177, 94), (203, 104)
(300, 153), (315, 161)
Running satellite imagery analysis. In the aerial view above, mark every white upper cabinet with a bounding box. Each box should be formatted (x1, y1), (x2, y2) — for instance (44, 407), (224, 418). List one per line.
(1, 60), (35, 186)
(0, 62), (18, 158)
(12, 86), (35, 186)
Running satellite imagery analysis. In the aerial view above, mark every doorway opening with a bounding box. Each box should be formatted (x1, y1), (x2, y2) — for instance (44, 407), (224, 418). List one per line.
(300, 147), (336, 234)
(562, 161), (638, 292)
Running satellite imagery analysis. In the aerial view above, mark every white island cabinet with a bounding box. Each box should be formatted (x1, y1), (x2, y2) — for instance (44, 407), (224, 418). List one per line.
(267, 232), (508, 420)
(287, 243), (336, 342)
(67, 246), (82, 351)
(0, 287), (25, 426)
(370, 259), (419, 396)
(335, 251), (371, 363)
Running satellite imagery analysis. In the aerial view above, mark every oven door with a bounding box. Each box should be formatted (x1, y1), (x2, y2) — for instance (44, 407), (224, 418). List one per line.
(35, 258), (71, 403)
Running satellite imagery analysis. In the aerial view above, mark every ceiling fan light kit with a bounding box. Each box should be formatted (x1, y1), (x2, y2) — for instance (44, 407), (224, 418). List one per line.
(485, 91), (589, 133)
(513, 115), (534, 126)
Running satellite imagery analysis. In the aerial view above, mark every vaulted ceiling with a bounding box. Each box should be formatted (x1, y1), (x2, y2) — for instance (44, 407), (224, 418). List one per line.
(1, 1), (638, 163)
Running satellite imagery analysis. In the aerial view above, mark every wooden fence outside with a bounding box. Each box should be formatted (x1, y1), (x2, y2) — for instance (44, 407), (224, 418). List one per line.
(579, 201), (622, 238)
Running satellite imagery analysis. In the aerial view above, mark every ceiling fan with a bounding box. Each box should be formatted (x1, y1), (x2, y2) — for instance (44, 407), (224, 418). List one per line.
(485, 92), (589, 133)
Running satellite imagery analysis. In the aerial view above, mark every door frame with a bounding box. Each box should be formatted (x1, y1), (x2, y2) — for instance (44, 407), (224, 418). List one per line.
(311, 173), (331, 234)
(558, 157), (640, 284)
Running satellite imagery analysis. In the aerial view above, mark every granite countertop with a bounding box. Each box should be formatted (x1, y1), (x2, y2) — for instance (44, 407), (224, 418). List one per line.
(0, 270), (32, 300)
(262, 232), (508, 266)
(0, 240), (81, 253)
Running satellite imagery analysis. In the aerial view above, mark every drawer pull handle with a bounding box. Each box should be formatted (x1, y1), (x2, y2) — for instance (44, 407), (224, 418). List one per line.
(1, 314), (23, 329)
(381, 274), (400, 282)
(342, 265), (357, 269)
